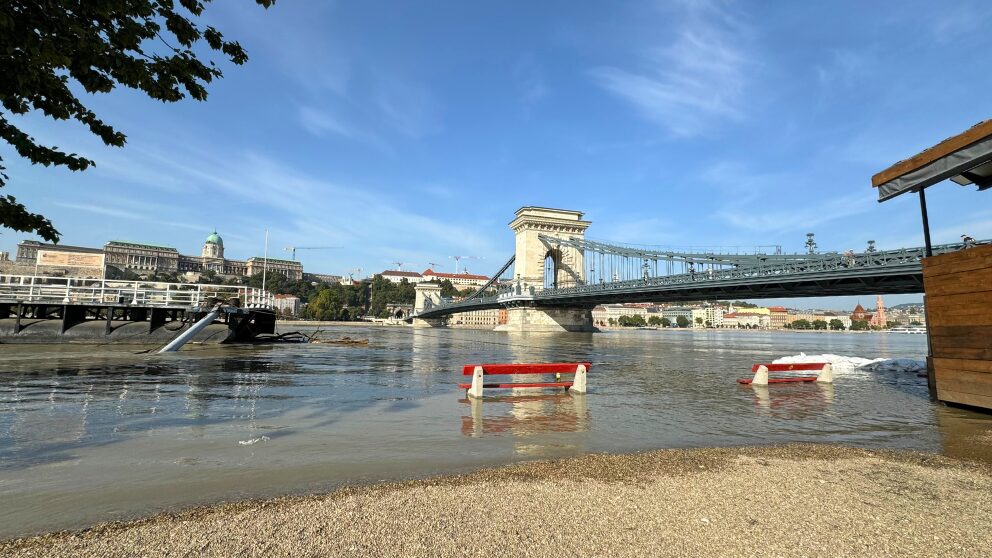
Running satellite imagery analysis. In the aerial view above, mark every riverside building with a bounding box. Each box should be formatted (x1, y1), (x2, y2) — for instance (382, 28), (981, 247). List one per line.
(421, 268), (489, 288)
(379, 270), (425, 284)
(449, 308), (505, 328)
(768, 306), (790, 329)
(692, 305), (725, 328)
(7, 241), (106, 278)
(11, 231), (304, 281)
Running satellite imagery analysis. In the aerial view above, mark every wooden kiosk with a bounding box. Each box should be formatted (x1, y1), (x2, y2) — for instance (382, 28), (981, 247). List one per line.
(873, 120), (992, 411)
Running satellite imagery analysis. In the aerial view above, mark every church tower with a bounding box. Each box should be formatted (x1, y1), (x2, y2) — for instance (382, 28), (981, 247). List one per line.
(202, 230), (224, 259)
(871, 295), (887, 328)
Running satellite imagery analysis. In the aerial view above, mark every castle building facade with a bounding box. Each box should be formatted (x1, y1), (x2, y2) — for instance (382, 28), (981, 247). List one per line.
(11, 231), (302, 281)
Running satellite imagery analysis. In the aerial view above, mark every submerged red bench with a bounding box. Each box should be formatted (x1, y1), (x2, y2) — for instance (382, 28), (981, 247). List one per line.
(458, 362), (591, 398)
(737, 362), (834, 385)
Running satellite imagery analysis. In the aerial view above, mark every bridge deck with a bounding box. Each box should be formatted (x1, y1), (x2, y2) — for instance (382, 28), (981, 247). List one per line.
(414, 241), (970, 319)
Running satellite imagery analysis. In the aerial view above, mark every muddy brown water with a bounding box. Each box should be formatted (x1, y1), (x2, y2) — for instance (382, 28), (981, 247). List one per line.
(1, 327), (991, 538)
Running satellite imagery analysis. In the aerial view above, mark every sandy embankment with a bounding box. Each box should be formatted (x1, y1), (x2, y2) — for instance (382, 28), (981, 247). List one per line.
(4, 445), (991, 557)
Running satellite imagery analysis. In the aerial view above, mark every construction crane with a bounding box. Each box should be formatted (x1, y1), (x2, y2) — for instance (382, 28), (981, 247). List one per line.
(392, 261), (415, 271)
(427, 261), (443, 270)
(348, 268), (362, 281)
(449, 255), (480, 274)
(283, 246), (340, 261)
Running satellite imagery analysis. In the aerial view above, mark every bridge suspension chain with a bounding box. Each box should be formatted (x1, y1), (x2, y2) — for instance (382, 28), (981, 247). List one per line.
(460, 255), (515, 301)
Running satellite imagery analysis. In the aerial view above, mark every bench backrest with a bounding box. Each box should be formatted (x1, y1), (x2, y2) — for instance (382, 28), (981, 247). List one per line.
(462, 362), (592, 376)
(751, 362), (829, 373)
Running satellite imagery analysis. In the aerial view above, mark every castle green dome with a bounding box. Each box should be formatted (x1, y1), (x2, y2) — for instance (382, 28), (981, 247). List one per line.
(205, 231), (223, 246)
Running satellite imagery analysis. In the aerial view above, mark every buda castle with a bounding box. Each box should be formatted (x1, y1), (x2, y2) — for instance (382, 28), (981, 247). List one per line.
(9, 231), (303, 281)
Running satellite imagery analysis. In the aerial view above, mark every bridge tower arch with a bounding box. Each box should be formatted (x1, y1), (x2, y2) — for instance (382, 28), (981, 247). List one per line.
(498, 207), (596, 332)
(510, 207), (590, 292)
(543, 250), (559, 289)
(413, 281), (445, 327)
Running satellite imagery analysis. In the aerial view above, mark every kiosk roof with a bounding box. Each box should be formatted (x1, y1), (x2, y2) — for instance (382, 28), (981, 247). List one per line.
(873, 119), (992, 202)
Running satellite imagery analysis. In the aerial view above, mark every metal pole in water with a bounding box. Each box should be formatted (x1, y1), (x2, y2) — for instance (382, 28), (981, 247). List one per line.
(158, 306), (222, 353)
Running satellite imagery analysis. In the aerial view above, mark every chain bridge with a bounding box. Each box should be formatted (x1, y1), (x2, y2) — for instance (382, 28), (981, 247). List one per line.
(411, 207), (973, 332)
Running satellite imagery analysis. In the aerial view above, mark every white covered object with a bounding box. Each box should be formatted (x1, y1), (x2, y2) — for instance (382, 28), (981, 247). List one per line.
(771, 353), (925, 373)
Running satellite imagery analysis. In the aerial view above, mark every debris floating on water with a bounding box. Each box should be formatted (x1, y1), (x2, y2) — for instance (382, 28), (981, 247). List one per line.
(310, 336), (369, 346)
(772, 353), (925, 373)
(859, 358), (927, 373)
(238, 436), (270, 446)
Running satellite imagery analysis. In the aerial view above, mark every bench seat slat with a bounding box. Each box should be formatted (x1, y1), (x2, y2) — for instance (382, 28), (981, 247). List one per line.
(457, 382), (575, 389)
(462, 363), (591, 376)
(751, 362), (829, 373)
(737, 376), (818, 385)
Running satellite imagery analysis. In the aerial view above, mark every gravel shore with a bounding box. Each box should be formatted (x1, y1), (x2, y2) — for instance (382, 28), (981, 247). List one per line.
(4, 444), (992, 557)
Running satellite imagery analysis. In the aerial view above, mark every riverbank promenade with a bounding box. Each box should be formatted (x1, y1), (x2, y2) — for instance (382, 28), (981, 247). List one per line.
(4, 444), (990, 558)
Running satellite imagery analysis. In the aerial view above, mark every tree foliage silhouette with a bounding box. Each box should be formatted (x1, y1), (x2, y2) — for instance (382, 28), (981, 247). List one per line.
(0, 0), (274, 241)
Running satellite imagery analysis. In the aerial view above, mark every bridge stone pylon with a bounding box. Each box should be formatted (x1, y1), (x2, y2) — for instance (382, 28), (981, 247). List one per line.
(497, 207), (596, 332)
(413, 281), (444, 327)
(510, 207), (591, 291)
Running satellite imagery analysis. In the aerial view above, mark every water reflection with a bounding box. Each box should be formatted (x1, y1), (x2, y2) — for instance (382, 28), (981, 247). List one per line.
(1, 328), (991, 538)
(937, 407), (992, 463)
(748, 383), (835, 418)
(460, 393), (590, 438)
(0, 350), (313, 467)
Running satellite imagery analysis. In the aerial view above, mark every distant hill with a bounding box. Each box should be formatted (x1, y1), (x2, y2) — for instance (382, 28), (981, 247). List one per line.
(890, 302), (925, 310)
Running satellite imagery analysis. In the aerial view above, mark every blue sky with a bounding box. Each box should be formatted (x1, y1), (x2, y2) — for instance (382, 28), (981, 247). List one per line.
(3, 0), (992, 309)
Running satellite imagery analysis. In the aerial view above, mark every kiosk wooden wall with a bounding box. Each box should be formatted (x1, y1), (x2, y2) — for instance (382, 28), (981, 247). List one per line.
(923, 243), (992, 410)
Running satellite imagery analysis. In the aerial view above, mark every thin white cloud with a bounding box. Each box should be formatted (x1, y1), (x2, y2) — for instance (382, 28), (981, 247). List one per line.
(221, 3), (440, 142)
(293, 71), (439, 142)
(295, 104), (393, 152)
(297, 105), (354, 138)
(220, 3), (351, 97)
(590, 1), (753, 136)
(55, 202), (144, 221)
(109, 140), (501, 263)
(54, 202), (220, 235)
(372, 75), (440, 138)
(700, 161), (875, 236)
(715, 192), (872, 234)
(931, 4), (989, 41)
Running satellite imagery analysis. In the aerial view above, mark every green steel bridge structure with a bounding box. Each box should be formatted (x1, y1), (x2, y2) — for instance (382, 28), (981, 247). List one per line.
(413, 236), (976, 320)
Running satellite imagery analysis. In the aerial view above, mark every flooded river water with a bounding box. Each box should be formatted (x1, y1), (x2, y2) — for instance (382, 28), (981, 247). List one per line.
(2, 327), (992, 538)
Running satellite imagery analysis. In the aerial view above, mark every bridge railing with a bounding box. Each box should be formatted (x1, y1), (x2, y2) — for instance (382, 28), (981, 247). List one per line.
(538, 243), (966, 297)
(0, 275), (274, 308)
(418, 241), (971, 316)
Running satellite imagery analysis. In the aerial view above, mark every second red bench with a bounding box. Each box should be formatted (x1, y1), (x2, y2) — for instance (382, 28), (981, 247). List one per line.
(738, 362), (834, 385)
(459, 362), (591, 398)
